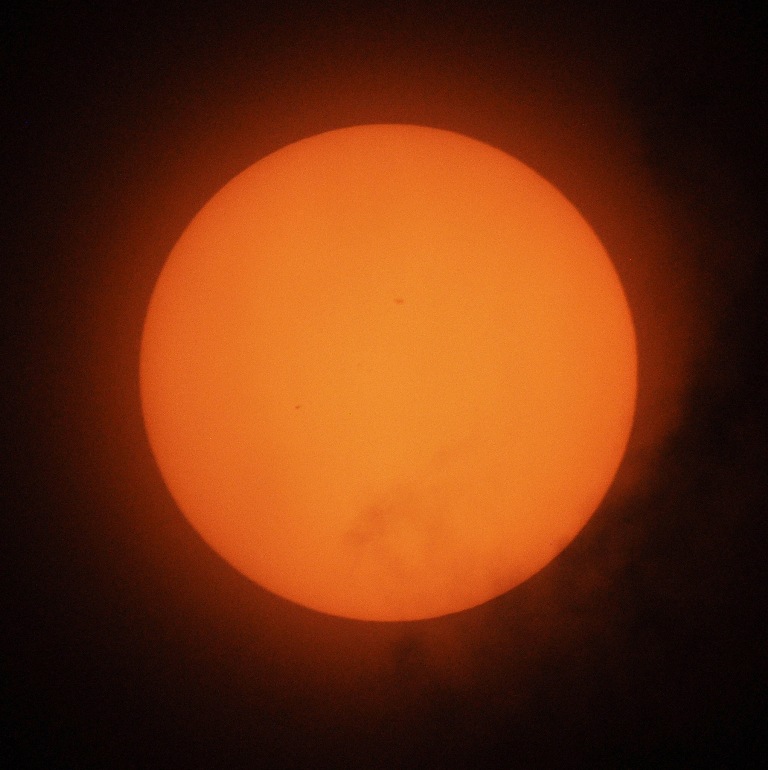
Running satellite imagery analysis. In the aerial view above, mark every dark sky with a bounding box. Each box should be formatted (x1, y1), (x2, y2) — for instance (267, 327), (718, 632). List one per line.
(6, 2), (767, 766)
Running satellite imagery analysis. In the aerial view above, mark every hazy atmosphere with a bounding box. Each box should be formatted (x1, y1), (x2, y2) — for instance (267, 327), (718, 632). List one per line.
(6, 2), (767, 766)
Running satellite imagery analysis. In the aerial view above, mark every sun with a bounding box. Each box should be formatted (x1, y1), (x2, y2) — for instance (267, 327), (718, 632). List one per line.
(140, 124), (637, 621)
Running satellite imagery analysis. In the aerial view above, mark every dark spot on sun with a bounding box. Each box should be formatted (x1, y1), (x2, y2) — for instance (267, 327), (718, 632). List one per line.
(394, 297), (405, 304)
(294, 404), (301, 409)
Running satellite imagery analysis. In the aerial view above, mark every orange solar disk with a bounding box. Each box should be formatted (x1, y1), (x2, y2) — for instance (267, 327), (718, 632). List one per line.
(140, 124), (637, 621)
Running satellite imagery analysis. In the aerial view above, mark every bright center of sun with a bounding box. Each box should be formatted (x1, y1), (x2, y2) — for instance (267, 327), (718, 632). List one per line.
(140, 124), (637, 622)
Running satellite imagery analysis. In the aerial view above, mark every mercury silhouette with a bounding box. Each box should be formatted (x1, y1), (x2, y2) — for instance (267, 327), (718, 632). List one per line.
(140, 124), (637, 621)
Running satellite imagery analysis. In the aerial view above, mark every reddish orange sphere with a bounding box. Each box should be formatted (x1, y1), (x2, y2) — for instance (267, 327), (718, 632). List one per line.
(140, 124), (636, 621)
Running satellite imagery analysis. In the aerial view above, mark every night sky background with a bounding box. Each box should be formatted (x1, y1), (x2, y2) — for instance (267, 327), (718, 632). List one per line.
(6, 1), (767, 767)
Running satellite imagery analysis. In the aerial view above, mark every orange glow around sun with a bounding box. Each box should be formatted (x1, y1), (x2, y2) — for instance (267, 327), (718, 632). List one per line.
(140, 124), (637, 621)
